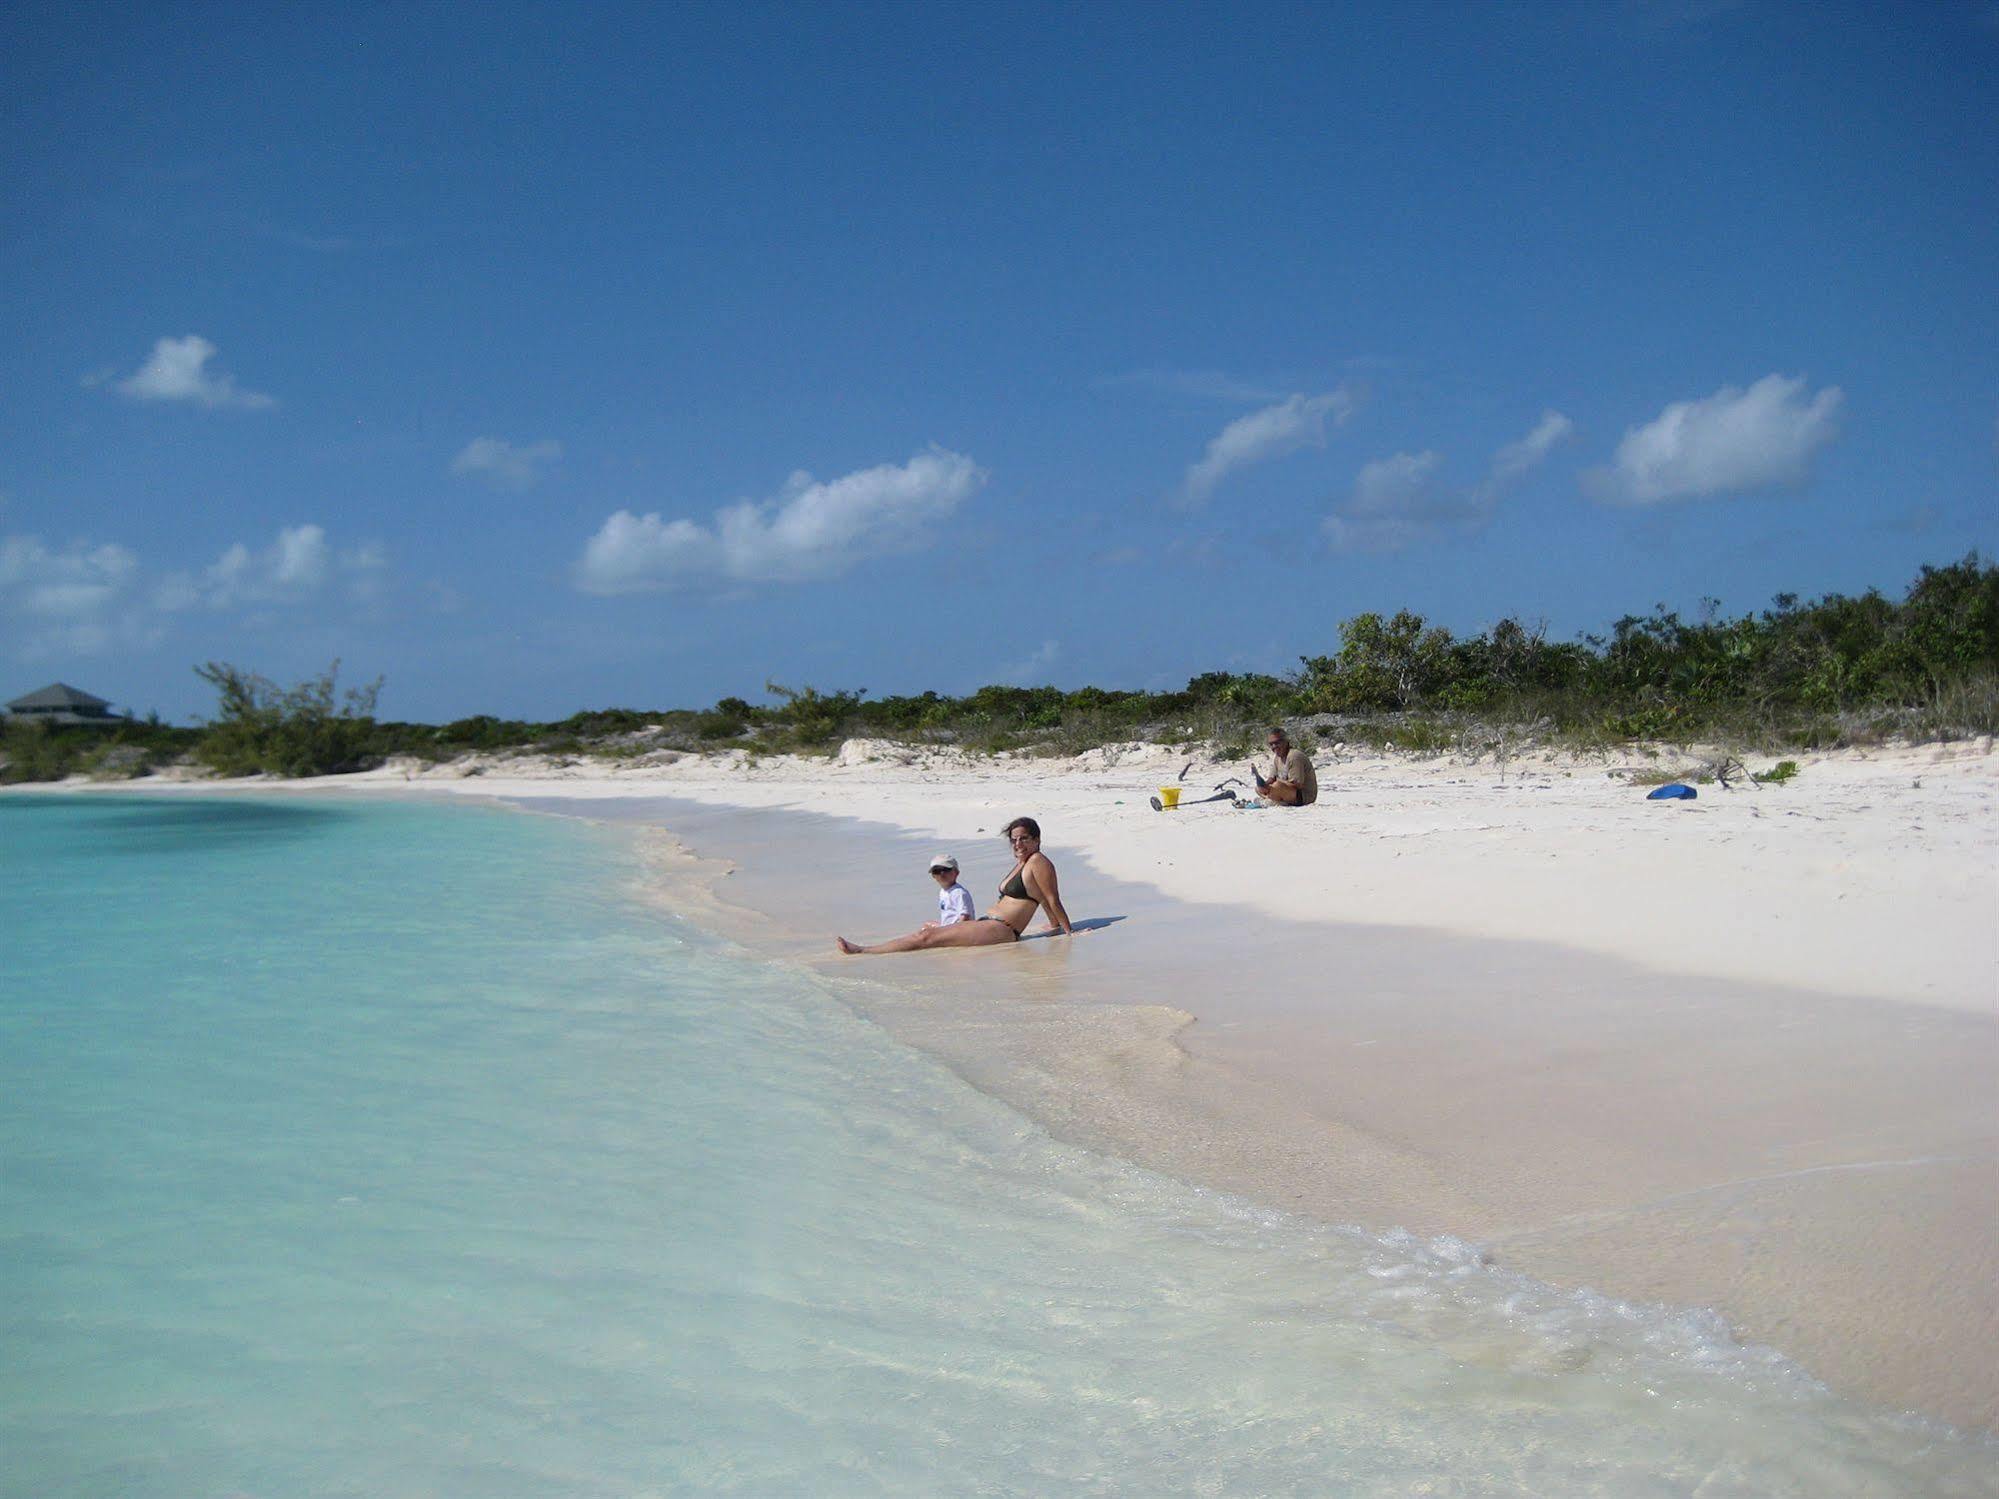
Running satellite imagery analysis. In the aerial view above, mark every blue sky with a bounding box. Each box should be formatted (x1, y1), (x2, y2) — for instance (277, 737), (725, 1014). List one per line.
(3, 0), (1994, 723)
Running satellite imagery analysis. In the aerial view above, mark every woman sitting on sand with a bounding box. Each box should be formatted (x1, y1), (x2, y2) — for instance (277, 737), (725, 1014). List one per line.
(837, 816), (1074, 954)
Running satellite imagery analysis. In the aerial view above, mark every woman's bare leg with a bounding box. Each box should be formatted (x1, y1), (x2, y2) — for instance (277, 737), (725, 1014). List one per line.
(836, 921), (1018, 955)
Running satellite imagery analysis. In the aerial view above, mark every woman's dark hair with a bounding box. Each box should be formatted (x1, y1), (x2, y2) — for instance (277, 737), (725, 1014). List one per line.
(1002, 816), (1041, 841)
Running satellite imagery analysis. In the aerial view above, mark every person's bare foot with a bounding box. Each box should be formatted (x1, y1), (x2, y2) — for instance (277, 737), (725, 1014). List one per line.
(836, 936), (863, 955)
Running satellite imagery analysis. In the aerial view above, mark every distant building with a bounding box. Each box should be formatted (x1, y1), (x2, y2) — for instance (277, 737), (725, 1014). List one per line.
(4, 683), (122, 726)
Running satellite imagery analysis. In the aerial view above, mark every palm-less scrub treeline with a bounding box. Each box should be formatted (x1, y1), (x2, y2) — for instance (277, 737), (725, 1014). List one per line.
(5, 556), (1995, 784)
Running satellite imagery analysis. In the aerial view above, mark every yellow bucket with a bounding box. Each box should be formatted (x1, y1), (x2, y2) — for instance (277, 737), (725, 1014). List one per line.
(1157, 785), (1182, 809)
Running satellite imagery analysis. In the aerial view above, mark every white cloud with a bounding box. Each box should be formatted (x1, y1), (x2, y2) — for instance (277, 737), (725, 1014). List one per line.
(0, 535), (139, 618)
(0, 535), (149, 658)
(204, 524), (326, 606)
(1324, 410), (1574, 552)
(575, 447), (986, 595)
(1179, 390), (1356, 508)
(1352, 450), (1447, 515)
(110, 335), (275, 410)
(1485, 410), (1577, 489)
(1587, 374), (1842, 506)
(153, 524), (385, 613)
(1325, 452), (1450, 552)
(3, 523), (382, 660)
(1001, 638), (1060, 684)
(451, 437), (563, 490)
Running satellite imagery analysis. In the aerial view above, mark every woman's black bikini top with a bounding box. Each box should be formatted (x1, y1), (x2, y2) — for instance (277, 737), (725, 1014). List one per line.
(1000, 868), (1031, 902)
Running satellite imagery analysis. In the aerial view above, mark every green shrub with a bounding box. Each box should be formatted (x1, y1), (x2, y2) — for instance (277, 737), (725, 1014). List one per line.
(558, 707), (656, 739)
(1626, 768), (1682, 787)
(90, 556), (1995, 778)
(764, 681), (862, 746)
(78, 742), (155, 779)
(193, 661), (384, 777)
(433, 714), (536, 752)
(1599, 704), (1678, 741)
(3, 716), (197, 783)
(0, 718), (72, 783)
(1382, 718), (1455, 755)
(1301, 610), (1461, 711)
(691, 710), (747, 741)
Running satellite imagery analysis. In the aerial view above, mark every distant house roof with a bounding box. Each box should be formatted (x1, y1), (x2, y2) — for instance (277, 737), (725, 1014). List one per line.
(6, 682), (114, 713)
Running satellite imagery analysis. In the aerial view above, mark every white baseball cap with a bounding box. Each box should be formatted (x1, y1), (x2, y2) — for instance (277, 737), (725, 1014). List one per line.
(927, 854), (959, 872)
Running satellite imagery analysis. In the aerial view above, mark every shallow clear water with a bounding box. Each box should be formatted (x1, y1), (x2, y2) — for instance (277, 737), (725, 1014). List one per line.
(2, 794), (1992, 1497)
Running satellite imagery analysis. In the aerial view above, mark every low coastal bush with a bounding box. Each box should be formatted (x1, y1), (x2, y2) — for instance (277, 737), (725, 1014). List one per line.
(0, 715), (198, 784)
(194, 661), (384, 778)
(61, 555), (1993, 780)
(0, 718), (70, 783)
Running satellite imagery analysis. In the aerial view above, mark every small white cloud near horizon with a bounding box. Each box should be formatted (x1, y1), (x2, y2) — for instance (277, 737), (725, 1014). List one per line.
(452, 437), (563, 490)
(194, 524), (327, 608)
(1324, 410), (1575, 552)
(1, 533), (148, 658)
(574, 447), (987, 595)
(156, 524), (385, 612)
(4, 523), (382, 660)
(108, 335), (275, 410)
(1001, 638), (1060, 684)
(1, 535), (140, 621)
(1586, 374), (1842, 506)
(1179, 389), (1356, 508)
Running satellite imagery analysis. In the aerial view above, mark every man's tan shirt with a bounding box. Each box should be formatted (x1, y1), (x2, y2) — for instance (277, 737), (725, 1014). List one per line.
(1267, 746), (1317, 805)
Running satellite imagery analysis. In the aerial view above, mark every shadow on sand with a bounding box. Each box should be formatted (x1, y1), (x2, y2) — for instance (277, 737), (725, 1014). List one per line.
(1020, 915), (1127, 941)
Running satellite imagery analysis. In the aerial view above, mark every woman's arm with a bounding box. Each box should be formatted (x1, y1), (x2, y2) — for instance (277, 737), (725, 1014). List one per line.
(1026, 854), (1073, 935)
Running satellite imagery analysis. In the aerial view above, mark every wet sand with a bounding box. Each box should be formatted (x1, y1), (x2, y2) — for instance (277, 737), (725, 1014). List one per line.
(506, 792), (1999, 1437)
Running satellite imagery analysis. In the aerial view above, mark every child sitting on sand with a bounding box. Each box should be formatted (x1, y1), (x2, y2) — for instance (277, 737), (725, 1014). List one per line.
(926, 854), (977, 927)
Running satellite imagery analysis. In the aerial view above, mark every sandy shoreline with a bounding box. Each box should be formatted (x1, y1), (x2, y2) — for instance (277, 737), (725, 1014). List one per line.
(12, 739), (1997, 1435)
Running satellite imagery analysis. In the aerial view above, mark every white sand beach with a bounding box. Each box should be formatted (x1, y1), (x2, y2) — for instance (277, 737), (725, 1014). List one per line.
(434, 734), (1995, 1010)
(24, 738), (1999, 1432)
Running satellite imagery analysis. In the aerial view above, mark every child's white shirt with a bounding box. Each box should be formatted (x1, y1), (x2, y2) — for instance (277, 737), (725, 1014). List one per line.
(937, 883), (977, 925)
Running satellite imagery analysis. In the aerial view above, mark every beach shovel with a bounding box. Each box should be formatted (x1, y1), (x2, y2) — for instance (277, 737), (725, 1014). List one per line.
(1150, 779), (1242, 812)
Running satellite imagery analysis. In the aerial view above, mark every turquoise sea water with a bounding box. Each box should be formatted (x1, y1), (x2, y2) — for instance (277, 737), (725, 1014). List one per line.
(3, 794), (1992, 1497)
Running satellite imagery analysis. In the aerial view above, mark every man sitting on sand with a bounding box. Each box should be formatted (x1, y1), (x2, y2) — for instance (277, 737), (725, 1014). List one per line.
(1252, 726), (1318, 807)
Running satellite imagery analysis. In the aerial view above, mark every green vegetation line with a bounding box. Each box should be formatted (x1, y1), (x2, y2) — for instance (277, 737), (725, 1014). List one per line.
(5, 556), (1994, 784)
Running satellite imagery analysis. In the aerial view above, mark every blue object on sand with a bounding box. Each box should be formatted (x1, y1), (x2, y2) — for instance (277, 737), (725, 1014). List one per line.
(1646, 783), (1698, 800)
